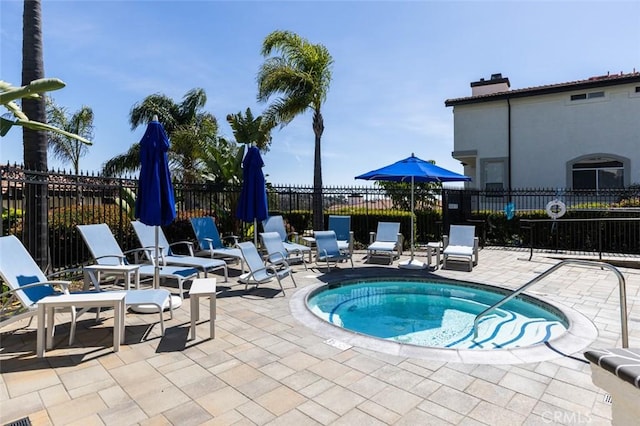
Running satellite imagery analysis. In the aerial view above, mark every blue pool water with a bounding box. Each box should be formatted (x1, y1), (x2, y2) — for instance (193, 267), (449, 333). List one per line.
(307, 280), (568, 349)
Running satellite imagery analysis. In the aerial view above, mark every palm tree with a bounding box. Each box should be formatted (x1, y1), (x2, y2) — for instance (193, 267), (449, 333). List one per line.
(257, 30), (333, 231)
(226, 107), (274, 151)
(46, 98), (94, 174)
(21, 0), (49, 268)
(128, 89), (205, 134)
(169, 114), (218, 184)
(102, 88), (214, 179)
(206, 108), (274, 187)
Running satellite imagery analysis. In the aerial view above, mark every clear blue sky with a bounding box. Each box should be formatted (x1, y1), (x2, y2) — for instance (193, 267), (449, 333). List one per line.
(2, 1), (639, 186)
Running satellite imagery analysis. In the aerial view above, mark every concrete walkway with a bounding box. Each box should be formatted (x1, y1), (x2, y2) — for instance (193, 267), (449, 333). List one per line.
(1, 247), (639, 425)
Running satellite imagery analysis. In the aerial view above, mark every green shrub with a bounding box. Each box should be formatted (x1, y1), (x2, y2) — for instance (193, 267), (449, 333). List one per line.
(1, 207), (23, 235)
(48, 204), (137, 268)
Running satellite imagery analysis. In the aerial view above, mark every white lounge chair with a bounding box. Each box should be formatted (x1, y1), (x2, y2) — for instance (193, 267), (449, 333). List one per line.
(262, 215), (312, 262)
(77, 223), (199, 300)
(0, 235), (80, 345)
(260, 231), (308, 270)
(442, 225), (479, 271)
(190, 217), (245, 272)
(367, 222), (403, 264)
(237, 241), (296, 296)
(314, 230), (353, 272)
(131, 220), (228, 281)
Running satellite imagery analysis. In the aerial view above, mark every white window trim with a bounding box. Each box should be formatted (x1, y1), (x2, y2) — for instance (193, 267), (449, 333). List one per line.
(480, 157), (509, 191)
(566, 153), (630, 189)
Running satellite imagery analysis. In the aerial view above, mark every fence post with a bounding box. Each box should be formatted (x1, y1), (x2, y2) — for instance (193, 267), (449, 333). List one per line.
(598, 219), (603, 261)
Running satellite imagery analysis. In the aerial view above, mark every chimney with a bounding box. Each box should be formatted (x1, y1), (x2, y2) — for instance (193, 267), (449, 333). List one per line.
(470, 73), (510, 96)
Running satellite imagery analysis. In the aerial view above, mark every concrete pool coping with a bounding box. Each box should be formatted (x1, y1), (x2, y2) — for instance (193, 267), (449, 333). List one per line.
(290, 268), (599, 365)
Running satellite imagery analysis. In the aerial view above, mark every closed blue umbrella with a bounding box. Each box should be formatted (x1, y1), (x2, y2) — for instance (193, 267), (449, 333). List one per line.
(237, 145), (268, 245)
(356, 153), (471, 269)
(135, 119), (176, 288)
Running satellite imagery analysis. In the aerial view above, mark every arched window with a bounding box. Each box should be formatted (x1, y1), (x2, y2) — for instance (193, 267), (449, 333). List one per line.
(570, 155), (625, 190)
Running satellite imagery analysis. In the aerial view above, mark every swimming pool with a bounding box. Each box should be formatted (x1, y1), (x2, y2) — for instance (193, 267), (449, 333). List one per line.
(307, 280), (568, 349)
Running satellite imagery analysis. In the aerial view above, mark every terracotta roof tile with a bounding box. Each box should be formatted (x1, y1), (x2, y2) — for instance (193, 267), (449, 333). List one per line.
(445, 71), (640, 106)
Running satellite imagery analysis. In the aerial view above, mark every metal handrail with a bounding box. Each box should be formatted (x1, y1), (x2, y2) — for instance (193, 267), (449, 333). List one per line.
(472, 259), (629, 348)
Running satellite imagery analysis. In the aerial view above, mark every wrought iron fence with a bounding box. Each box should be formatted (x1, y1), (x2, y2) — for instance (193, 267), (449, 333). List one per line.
(2, 164), (639, 271)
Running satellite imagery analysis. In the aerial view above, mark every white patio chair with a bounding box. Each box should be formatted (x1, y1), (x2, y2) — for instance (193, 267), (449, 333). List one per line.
(260, 231), (308, 270)
(367, 222), (403, 264)
(442, 225), (479, 271)
(237, 241), (296, 296)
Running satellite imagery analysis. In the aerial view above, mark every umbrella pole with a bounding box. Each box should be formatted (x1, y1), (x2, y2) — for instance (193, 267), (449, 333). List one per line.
(410, 176), (415, 261)
(154, 226), (160, 289)
(254, 218), (258, 246)
(399, 176), (426, 269)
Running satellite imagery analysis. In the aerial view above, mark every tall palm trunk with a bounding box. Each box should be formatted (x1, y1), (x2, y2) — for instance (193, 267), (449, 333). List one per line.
(22, 0), (49, 269)
(312, 110), (324, 231)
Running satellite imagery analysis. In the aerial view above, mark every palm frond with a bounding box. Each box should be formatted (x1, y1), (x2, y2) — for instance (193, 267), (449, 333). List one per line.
(179, 88), (207, 122)
(129, 94), (179, 131)
(102, 143), (140, 177)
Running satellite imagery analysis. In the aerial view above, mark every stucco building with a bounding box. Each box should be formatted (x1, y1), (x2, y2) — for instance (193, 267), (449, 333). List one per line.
(445, 72), (640, 191)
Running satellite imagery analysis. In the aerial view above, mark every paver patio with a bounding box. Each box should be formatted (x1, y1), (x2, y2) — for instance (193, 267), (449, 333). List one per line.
(1, 247), (639, 425)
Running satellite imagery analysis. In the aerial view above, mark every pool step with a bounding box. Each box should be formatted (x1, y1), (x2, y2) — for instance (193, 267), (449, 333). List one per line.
(452, 314), (566, 349)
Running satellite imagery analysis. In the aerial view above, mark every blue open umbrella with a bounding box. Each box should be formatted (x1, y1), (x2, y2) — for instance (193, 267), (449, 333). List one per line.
(237, 145), (268, 245)
(356, 153), (471, 269)
(135, 118), (176, 287)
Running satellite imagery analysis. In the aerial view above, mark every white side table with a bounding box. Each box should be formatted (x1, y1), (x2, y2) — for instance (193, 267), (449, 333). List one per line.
(189, 278), (216, 340)
(426, 242), (442, 268)
(83, 264), (141, 291)
(300, 234), (316, 262)
(37, 292), (126, 357)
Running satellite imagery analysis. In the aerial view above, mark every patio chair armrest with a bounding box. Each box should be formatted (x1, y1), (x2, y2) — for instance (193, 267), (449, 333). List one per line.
(123, 247), (153, 256)
(245, 264), (277, 281)
(443, 235), (449, 249)
(222, 235), (239, 246)
(369, 231), (376, 244)
(202, 235), (237, 249)
(47, 267), (83, 280)
(141, 245), (168, 264)
(266, 251), (287, 265)
(317, 248), (329, 259)
(124, 247), (156, 263)
(397, 233), (404, 255)
(202, 237), (216, 251)
(137, 245), (163, 254)
(288, 247), (303, 255)
(168, 240), (195, 256)
(348, 231), (354, 254)
(39, 280), (72, 293)
(0, 281), (72, 299)
(264, 264), (282, 276)
(93, 254), (128, 265)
